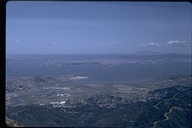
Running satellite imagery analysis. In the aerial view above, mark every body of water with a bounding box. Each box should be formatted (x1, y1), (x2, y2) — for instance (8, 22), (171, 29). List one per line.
(6, 56), (191, 83)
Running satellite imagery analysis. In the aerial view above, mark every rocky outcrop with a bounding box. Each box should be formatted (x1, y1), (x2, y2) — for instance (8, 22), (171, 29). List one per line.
(5, 117), (24, 127)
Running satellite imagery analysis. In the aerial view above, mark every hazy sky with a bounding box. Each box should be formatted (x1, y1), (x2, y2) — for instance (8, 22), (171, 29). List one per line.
(6, 2), (191, 54)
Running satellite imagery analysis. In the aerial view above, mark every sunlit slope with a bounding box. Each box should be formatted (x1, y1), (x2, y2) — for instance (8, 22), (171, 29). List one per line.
(6, 117), (24, 127)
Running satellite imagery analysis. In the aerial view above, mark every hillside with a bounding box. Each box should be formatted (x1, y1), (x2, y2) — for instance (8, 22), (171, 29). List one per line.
(6, 84), (191, 127)
(6, 117), (24, 127)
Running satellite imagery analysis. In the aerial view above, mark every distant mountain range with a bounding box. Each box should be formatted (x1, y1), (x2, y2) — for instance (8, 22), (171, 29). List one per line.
(134, 50), (191, 56)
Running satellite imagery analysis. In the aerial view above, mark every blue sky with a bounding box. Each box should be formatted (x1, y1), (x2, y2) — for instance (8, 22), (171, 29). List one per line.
(6, 2), (191, 54)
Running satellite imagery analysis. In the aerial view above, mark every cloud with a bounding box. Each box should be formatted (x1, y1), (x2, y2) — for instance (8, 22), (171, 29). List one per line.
(166, 40), (187, 45)
(138, 42), (161, 47)
(82, 43), (87, 46)
(101, 41), (118, 47)
(148, 42), (161, 46)
(15, 39), (21, 43)
(100, 41), (132, 48)
(138, 40), (189, 48)
(51, 42), (58, 45)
